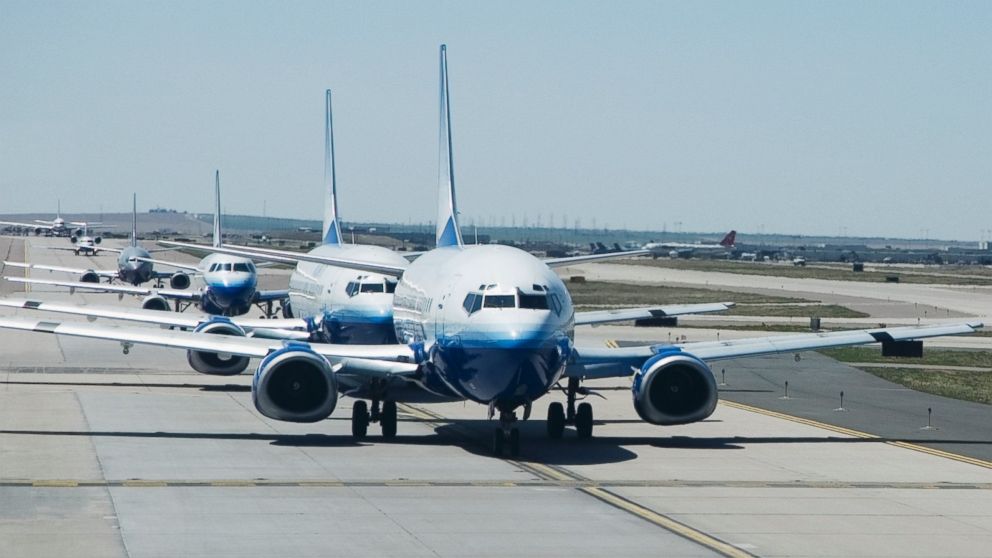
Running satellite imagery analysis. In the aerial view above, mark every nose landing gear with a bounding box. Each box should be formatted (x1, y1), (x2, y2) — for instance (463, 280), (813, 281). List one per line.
(491, 409), (521, 457)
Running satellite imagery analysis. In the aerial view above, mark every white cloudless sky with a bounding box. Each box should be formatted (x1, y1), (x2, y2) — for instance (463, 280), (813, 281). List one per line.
(0, 1), (989, 239)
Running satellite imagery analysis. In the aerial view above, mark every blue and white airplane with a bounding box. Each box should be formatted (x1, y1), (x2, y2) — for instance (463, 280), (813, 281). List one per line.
(0, 200), (101, 238)
(0, 46), (980, 457)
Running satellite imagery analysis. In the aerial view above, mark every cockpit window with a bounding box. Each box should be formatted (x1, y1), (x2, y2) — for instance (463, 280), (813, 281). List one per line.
(549, 293), (563, 315)
(518, 291), (549, 310)
(208, 264), (218, 272)
(385, 280), (397, 294)
(233, 263), (252, 273)
(483, 294), (516, 309)
(345, 281), (359, 297)
(360, 283), (385, 293)
(222, 263), (233, 272)
(462, 293), (483, 315)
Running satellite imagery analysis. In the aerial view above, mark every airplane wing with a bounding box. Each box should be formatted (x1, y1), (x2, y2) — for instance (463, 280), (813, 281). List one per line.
(132, 256), (200, 272)
(0, 220), (53, 230)
(567, 322), (984, 379)
(574, 302), (734, 326)
(0, 316), (419, 378)
(3, 261), (118, 278)
(0, 297), (311, 332)
(256, 289), (290, 302)
(543, 249), (651, 268)
(160, 241), (408, 277)
(4, 277), (199, 301)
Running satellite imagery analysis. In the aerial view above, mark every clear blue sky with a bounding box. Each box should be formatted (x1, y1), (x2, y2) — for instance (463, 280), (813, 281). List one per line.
(1, 1), (989, 239)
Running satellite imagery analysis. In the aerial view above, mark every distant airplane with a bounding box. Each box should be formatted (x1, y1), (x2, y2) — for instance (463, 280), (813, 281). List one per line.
(0, 46), (979, 458)
(5, 172), (289, 319)
(0, 201), (108, 238)
(4, 194), (191, 288)
(643, 230), (736, 258)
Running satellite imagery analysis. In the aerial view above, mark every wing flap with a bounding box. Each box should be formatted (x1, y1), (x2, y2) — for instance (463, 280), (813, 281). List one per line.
(574, 302), (733, 326)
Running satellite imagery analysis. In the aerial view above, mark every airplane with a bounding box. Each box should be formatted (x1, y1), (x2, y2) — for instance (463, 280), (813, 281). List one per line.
(4, 194), (192, 288)
(0, 200), (95, 237)
(0, 46), (979, 459)
(5, 172), (290, 319)
(643, 230), (736, 259)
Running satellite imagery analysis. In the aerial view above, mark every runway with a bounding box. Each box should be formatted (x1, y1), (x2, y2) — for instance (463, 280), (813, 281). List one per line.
(2, 236), (992, 557)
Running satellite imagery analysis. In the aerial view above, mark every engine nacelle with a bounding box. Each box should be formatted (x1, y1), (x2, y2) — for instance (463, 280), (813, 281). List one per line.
(69, 236), (78, 244)
(186, 319), (250, 376)
(169, 272), (191, 290)
(80, 270), (100, 283)
(33, 227), (43, 235)
(141, 295), (171, 311)
(632, 352), (717, 425)
(93, 236), (102, 245)
(252, 343), (338, 422)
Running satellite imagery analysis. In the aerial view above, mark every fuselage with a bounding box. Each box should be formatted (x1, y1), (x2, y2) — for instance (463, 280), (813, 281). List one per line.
(393, 244), (575, 411)
(117, 246), (154, 285)
(198, 253), (258, 316)
(288, 244), (408, 344)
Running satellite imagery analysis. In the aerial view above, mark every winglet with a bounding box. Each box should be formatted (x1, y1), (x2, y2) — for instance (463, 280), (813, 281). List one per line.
(322, 90), (343, 246)
(213, 170), (222, 248)
(130, 193), (138, 248)
(435, 44), (463, 248)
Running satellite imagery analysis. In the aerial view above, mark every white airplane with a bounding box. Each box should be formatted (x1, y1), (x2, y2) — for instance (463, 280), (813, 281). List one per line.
(4, 194), (192, 288)
(5, 172), (289, 319)
(0, 46), (980, 457)
(0, 200), (99, 238)
(643, 230), (736, 259)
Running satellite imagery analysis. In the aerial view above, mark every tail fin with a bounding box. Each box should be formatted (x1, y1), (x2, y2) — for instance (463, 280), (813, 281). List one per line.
(57, 199), (61, 218)
(212, 170), (222, 248)
(322, 90), (343, 245)
(130, 193), (138, 248)
(435, 44), (463, 248)
(720, 230), (736, 247)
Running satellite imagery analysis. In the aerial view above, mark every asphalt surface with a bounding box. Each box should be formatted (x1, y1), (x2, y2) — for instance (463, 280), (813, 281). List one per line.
(2, 235), (992, 557)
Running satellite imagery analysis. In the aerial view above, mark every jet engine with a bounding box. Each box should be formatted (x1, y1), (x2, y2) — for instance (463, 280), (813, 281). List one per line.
(70, 236), (78, 244)
(632, 352), (717, 425)
(93, 236), (102, 244)
(252, 343), (338, 422)
(33, 227), (43, 235)
(80, 270), (100, 283)
(141, 295), (171, 311)
(169, 272), (191, 290)
(187, 318), (250, 375)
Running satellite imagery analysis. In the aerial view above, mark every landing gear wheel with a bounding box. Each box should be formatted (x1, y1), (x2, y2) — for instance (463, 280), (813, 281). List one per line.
(351, 400), (369, 439)
(381, 401), (397, 439)
(576, 402), (594, 439)
(491, 428), (505, 456)
(547, 402), (565, 439)
(508, 428), (520, 457)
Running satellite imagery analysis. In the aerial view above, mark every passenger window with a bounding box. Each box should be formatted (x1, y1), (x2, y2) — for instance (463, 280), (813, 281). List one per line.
(483, 295), (516, 309)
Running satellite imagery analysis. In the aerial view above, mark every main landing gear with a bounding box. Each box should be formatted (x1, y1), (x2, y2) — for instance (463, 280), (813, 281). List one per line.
(546, 377), (594, 439)
(351, 399), (397, 440)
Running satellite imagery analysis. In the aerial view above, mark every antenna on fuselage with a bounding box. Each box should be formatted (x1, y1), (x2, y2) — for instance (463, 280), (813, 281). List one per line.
(323, 89), (343, 246)
(130, 193), (138, 248)
(213, 170), (222, 248)
(435, 44), (463, 248)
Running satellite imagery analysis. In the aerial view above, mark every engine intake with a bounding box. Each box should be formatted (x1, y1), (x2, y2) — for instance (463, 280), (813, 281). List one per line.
(141, 295), (171, 312)
(252, 345), (337, 422)
(169, 272), (191, 290)
(186, 319), (250, 376)
(93, 236), (102, 245)
(632, 352), (717, 425)
(80, 270), (100, 283)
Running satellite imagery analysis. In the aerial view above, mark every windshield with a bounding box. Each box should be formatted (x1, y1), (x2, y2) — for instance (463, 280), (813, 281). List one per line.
(483, 295), (516, 309)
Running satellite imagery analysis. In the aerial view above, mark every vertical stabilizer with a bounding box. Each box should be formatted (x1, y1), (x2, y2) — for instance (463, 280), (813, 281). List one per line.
(213, 170), (222, 248)
(322, 90), (343, 245)
(435, 44), (463, 248)
(130, 193), (138, 247)
(57, 200), (61, 218)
